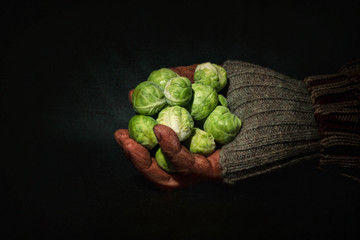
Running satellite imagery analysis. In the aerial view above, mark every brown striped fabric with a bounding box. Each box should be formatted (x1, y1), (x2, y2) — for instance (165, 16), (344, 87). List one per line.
(220, 60), (321, 184)
(304, 59), (360, 182)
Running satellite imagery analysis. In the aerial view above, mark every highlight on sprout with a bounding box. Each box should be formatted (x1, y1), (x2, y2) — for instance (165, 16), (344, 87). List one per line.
(156, 106), (194, 141)
(147, 68), (178, 89)
(187, 83), (218, 121)
(164, 76), (192, 106)
(194, 62), (227, 92)
(132, 81), (166, 116)
(204, 106), (242, 145)
(128, 115), (158, 150)
(155, 148), (176, 173)
(184, 128), (216, 156)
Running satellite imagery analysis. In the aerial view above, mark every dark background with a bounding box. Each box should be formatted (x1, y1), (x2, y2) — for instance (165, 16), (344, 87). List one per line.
(3, 1), (360, 239)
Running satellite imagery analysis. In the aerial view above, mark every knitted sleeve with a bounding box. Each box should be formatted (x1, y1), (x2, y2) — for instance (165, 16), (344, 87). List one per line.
(220, 60), (321, 184)
(304, 59), (360, 182)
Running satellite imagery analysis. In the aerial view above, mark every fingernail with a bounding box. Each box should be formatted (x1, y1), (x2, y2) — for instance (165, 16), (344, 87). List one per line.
(153, 125), (161, 141)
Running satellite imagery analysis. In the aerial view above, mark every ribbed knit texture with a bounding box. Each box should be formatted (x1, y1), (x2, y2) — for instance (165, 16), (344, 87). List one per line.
(304, 59), (360, 182)
(220, 60), (321, 184)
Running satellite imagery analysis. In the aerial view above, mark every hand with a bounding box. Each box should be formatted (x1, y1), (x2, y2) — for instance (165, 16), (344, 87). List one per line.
(114, 65), (222, 191)
(114, 125), (222, 191)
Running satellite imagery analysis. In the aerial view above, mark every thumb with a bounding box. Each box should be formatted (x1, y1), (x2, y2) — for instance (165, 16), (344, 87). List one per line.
(153, 124), (182, 157)
(153, 124), (195, 174)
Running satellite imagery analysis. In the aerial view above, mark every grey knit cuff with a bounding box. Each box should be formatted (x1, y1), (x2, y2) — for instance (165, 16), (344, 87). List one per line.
(219, 60), (321, 184)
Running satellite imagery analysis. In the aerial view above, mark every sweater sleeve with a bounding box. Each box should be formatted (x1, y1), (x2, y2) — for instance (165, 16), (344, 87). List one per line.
(304, 59), (360, 182)
(219, 60), (321, 184)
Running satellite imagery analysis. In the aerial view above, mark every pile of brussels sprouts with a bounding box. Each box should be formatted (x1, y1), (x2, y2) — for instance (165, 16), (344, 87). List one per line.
(128, 62), (242, 173)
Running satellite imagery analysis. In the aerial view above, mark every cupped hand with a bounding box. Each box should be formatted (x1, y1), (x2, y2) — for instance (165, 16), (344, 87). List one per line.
(114, 64), (222, 191)
(114, 125), (221, 191)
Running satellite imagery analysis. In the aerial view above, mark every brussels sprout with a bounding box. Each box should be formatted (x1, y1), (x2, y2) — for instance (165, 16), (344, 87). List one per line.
(132, 81), (167, 116)
(128, 115), (158, 150)
(155, 148), (176, 173)
(213, 63), (227, 90)
(156, 106), (194, 141)
(164, 76), (192, 106)
(187, 83), (218, 121)
(184, 128), (216, 156)
(204, 106), (242, 145)
(194, 62), (227, 92)
(218, 94), (228, 107)
(147, 68), (179, 89)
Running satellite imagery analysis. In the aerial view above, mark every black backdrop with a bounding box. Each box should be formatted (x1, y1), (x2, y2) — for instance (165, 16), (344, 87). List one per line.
(3, 1), (360, 239)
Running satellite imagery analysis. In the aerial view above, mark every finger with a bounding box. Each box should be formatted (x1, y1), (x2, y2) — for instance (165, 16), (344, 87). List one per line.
(114, 129), (130, 148)
(128, 89), (134, 105)
(153, 124), (196, 174)
(114, 128), (153, 170)
(152, 124), (181, 157)
(121, 136), (153, 171)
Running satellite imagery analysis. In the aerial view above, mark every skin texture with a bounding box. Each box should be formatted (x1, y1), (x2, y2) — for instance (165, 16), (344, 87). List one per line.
(115, 64), (222, 191)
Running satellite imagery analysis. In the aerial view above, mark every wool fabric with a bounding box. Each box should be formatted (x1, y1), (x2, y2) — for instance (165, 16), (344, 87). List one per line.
(304, 59), (360, 182)
(220, 60), (321, 184)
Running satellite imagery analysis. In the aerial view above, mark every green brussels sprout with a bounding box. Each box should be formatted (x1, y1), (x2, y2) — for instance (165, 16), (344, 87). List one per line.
(164, 76), (192, 106)
(187, 83), (218, 121)
(218, 94), (228, 107)
(147, 68), (179, 89)
(155, 148), (176, 173)
(132, 81), (167, 116)
(184, 128), (216, 156)
(213, 63), (227, 90)
(194, 62), (227, 92)
(204, 106), (242, 145)
(156, 106), (194, 141)
(128, 115), (158, 150)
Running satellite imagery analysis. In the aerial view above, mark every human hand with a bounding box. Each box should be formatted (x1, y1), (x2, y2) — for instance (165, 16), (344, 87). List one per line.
(114, 65), (222, 191)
